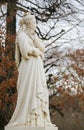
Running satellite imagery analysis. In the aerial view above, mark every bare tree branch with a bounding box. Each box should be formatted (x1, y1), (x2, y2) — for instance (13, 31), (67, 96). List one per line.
(0, 13), (7, 19)
(45, 18), (84, 50)
(25, 0), (46, 9)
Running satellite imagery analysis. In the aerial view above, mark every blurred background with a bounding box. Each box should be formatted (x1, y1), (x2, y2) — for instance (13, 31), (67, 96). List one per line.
(0, 0), (84, 130)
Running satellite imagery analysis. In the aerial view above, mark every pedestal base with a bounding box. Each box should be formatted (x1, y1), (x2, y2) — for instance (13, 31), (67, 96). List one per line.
(5, 126), (58, 130)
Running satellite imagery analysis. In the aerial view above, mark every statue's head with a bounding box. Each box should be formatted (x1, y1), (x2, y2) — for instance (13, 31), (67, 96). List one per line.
(19, 12), (36, 31)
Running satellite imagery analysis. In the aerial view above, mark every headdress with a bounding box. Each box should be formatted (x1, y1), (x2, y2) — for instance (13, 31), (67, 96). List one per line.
(19, 12), (36, 31)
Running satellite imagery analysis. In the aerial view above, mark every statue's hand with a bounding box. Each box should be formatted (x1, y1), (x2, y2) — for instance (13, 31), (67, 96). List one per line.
(32, 48), (42, 57)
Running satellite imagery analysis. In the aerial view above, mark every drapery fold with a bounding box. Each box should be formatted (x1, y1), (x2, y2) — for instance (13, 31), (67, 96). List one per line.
(7, 31), (54, 126)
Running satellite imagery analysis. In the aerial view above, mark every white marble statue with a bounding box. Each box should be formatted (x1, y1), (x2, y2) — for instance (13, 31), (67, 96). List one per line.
(7, 13), (55, 126)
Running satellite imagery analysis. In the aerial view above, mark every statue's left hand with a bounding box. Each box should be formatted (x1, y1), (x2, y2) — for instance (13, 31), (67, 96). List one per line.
(32, 48), (42, 57)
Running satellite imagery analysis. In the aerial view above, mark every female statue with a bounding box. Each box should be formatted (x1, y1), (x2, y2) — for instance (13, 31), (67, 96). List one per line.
(8, 13), (55, 126)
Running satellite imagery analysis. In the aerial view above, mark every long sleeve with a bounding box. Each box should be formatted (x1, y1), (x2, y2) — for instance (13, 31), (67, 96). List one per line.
(17, 31), (43, 61)
(32, 34), (45, 53)
(17, 31), (33, 60)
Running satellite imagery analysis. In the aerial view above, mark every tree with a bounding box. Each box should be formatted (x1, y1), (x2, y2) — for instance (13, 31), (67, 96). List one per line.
(48, 49), (84, 129)
(0, 0), (84, 128)
(0, 0), (18, 126)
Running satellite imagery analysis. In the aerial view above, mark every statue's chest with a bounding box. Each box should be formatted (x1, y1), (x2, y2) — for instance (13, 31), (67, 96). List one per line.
(27, 35), (35, 48)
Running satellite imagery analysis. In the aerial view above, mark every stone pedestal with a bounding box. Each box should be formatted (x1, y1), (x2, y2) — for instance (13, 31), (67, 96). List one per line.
(5, 126), (58, 130)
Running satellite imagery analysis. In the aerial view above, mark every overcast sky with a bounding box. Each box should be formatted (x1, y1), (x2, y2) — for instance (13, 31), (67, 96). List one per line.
(0, 0), (84, 51)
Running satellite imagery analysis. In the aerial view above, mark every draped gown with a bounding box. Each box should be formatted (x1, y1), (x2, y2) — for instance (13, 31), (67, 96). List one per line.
(8, 30), (53, 126)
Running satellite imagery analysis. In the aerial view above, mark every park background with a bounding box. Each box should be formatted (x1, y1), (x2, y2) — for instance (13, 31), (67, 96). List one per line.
(0, 0), (84, 130)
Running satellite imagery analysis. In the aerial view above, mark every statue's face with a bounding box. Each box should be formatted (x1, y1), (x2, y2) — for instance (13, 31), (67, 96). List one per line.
(26, 16), (36, 31)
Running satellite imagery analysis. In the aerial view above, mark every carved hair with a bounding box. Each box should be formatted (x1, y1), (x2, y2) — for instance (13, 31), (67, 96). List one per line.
(19, 12), (36, 30)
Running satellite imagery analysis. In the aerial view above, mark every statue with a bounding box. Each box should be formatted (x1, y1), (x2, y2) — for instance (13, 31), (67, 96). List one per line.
(7, 12), (56, 127)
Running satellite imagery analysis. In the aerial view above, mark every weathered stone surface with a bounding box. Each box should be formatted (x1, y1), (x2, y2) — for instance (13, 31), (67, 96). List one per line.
(5, 126), (58, 130)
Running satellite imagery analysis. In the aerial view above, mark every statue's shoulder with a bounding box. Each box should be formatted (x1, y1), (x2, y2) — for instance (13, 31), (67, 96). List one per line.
(17, 30), (26, 35)
(17, 30), (27, 40)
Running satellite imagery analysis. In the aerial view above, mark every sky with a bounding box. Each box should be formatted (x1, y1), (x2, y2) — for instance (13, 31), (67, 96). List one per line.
(0, 0), (84, 51)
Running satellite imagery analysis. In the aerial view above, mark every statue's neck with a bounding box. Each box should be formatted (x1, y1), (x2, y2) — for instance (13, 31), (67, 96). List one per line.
(26, 28), (35, 35)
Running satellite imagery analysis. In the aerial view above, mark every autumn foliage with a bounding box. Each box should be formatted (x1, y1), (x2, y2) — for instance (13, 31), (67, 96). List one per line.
(0, 0), (84, 128)
(0, 0), (18, 125)
(49, 49), (84, 120)
(0, 25), (18, 125)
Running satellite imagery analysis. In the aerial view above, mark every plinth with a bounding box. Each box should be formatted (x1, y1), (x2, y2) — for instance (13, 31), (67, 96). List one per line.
(5, 126), (58, 130)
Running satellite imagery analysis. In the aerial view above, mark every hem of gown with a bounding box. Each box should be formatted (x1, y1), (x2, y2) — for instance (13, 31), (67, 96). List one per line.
(5, 125), (58, 130)
(8, 90), (52, 127)
(6, 122), (56, 127)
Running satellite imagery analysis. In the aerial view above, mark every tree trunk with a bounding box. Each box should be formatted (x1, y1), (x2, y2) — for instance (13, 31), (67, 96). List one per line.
(0, 0), (18, 126)
(6, 0), (17, 60)
(0, 126), (4, 130)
